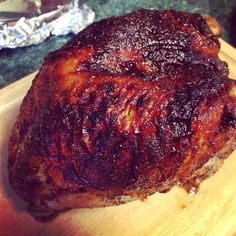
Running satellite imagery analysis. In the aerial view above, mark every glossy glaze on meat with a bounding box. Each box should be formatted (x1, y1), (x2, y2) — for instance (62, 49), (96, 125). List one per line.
(8, 9), (236, 221)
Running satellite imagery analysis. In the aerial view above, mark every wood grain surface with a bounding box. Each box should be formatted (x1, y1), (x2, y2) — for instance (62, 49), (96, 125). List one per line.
(0, 40), (236, 236)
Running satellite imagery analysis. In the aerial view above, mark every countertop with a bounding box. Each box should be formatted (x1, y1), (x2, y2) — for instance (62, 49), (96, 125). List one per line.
(1, 0), (236, 88)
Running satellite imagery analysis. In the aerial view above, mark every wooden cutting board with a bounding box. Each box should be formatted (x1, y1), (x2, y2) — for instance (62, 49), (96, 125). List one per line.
(1, 39), (236, 236)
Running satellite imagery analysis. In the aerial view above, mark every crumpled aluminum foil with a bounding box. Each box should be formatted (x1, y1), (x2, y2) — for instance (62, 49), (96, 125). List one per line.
(0, 3), (95, 49)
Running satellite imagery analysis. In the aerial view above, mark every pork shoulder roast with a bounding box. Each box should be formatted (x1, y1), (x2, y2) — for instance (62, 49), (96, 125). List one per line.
(8, 9), (236, 221)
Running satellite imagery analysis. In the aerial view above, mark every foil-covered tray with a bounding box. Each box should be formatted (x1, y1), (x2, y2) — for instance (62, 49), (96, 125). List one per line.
(0, 1), (95, 49)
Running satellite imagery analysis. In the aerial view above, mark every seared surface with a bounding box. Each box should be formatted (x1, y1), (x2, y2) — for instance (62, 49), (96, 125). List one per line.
(8, 9), (236, 221)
